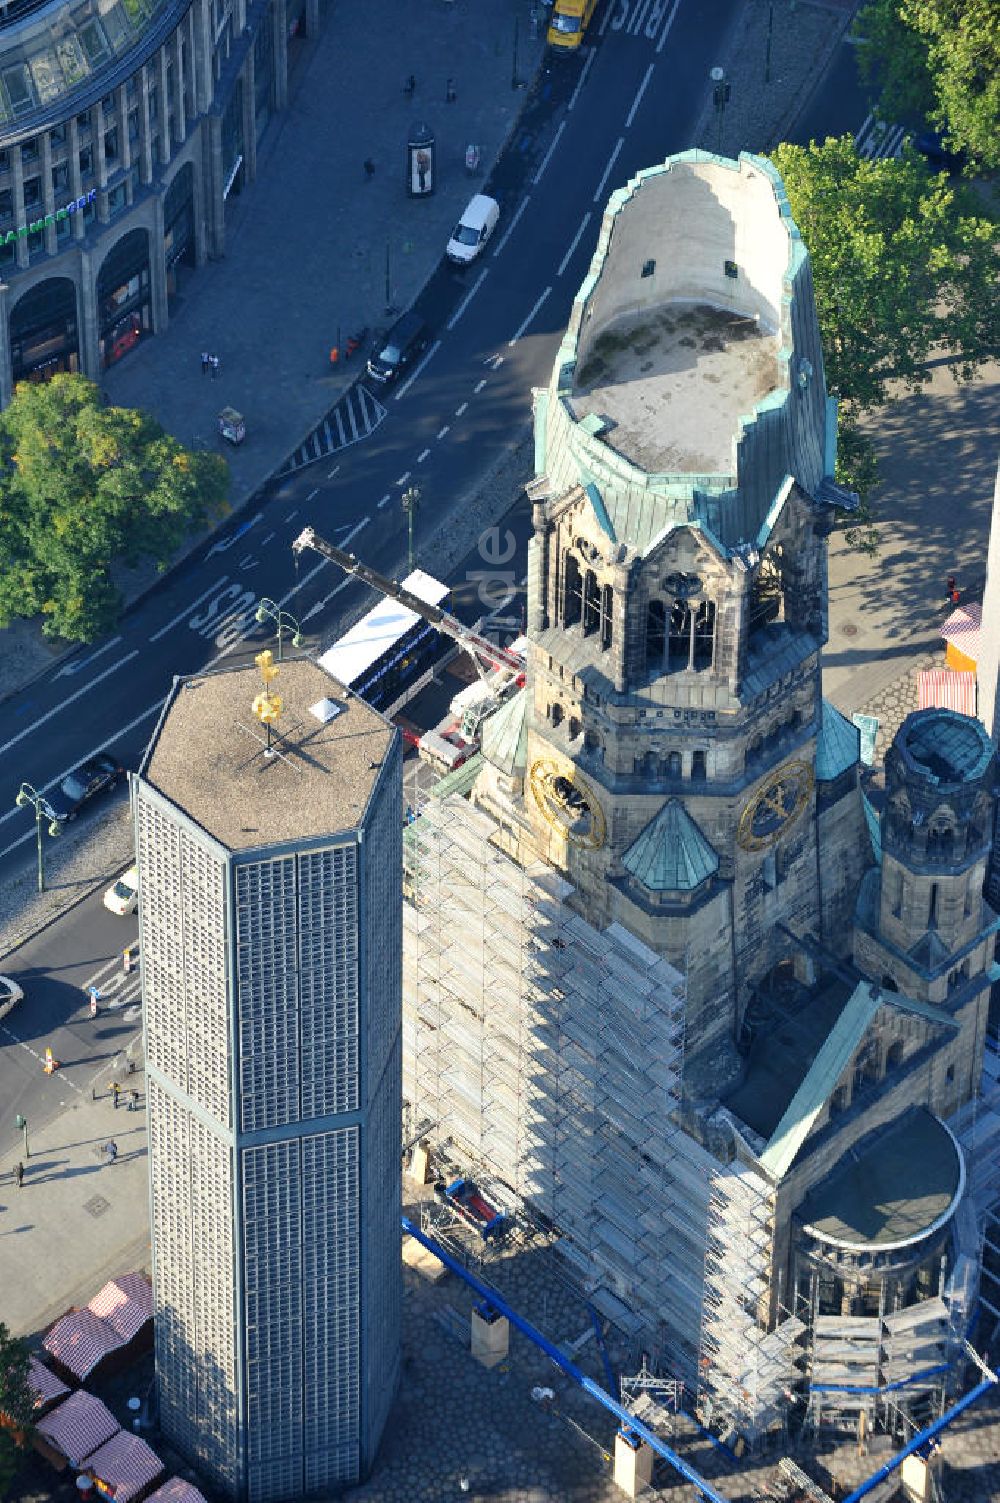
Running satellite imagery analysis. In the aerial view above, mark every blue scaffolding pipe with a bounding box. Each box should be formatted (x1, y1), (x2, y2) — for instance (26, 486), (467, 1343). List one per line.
(840, 1376), (997, 1503)
(401, 1216), (733, 1503)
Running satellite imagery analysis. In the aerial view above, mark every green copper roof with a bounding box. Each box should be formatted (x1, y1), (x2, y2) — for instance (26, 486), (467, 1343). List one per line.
(480, 688), (528, 776)
(816, 699), (861, 782)
(621, 799), (719, 893)
(761, 981), (882, 1181)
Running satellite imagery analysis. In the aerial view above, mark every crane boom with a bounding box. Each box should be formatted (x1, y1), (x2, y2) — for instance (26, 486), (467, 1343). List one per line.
(292, 526), (525, 677)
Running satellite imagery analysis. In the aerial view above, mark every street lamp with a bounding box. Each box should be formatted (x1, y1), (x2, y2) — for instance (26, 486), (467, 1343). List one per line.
(255, 597), (304, 662)
(401, 487), (421, 575)
(15, 1113), (29, 1159)
(14, 782), (61, 893)
(710, 66), (731, 154)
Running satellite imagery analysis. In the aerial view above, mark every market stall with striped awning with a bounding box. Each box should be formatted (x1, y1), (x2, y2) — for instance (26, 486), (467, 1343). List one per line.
(918, 669), (977, 716)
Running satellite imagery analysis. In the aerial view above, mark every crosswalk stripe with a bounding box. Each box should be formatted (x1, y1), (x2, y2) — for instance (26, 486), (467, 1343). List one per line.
(322, 419), (334, 450)
(278, 380), (389, 474)
(335, 408), (347, 447)
(346, 393), (360, 443)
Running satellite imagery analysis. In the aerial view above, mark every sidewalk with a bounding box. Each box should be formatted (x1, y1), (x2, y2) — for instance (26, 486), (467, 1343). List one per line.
(0, 1068), (149, 1341)
(0, 0), (548, 698)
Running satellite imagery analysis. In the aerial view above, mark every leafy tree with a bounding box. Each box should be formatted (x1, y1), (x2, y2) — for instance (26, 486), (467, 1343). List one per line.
(771, 136), (1000, 413)
(0, 1323), (33, 1498)
(853, 0), (1000, 169)
(0, 374), (229, 643)
(852, 0), (935, 128)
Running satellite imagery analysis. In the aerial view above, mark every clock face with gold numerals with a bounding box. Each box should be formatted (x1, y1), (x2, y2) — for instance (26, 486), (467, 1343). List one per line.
(737, 760), (814, 852)
(528, 759), (607, 849)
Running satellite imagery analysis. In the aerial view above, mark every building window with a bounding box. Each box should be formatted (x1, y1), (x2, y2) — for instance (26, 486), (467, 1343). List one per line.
(0, 189), (11, 225)
(601, 584), (613, 650)
(52, 162), (70, 194)
(149, 86), (158, 122)
(749, 550), (785, 636)
(21, 138), (38, 164)
(0, 151), (9, 173)
(646, 600), (665, 668)
(10, 277), (80, 384)
(23, 176), (41, 209)
(693, 601), (715, 668)
(128, 108), (140, 144)
(104, 127), (119, 165)
(885, 1041), (904, 1072)
(77, 110), (91, 131)
(80, 145), (94, 178)
(668, 601), (690, 669)
(563, 553), (582, 627)
(108, 181), (128, 217)
(691, 750), (707, 782)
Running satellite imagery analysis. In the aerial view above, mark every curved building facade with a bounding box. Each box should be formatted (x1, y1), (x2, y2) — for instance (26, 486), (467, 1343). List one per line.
(0, 0), (319, 402)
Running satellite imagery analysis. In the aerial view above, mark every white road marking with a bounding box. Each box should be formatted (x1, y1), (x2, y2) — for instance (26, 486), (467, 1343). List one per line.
(492, 196), (531, 257)
(54, 637), (122, 680)
(0, 1023), (86, 1094)
(206, 510), (263, 557)
(149, 576), (230, 642)
(558, 212), (592, 277)
(533, 121), (566, 187)
(307, 487), (319, 500)
(437, 425), (450, 440)
(417, 449), (431, 463)
(394, 339), (442, 401)
(508, 286), (552, 347)
(0, 699), (166, 852)
(474, 379), (488, 393)
(284, 509), (298, 522)
(259, 531), (275, 546)
(446, 268), (490, 331)
(656, 0), (682, 53)
(568, 47), (596, 110)
(83, 955), (127, 992)
(0, 652), (140, 762)
(626, 62), (654, 127)
(327, 464), (341, 478)
(396, 471), (412, 486)
(378, 495), (391, 509)
(594, 136), (625, 203)
(455, 402), (469, 417)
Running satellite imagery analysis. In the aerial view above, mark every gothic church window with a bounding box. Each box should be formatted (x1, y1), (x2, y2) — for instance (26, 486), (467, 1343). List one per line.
(583, 571), (601, 635)
(563, 552), (583, 626)
(601, 584), (614, 649)
(749, 548), (785, 637)
(646, 600), (666, 668)
(668, 600), (691, 667)
(693, 601), (715, 668)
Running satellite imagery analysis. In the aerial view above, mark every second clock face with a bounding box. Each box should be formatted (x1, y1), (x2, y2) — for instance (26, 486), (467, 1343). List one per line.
(737, 760), (814, 852)
(528, 759), (606, 849)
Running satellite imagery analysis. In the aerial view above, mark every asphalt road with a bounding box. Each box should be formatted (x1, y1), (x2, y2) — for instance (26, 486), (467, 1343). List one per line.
(0, 889), (140, 1151)
(0, 0), (746, 883)
(0, 2), (883, 1150)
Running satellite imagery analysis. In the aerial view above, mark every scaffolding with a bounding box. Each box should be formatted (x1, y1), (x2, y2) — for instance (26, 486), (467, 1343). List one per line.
(698, 1161), (805, 1446)
(403, 792), (713, 1377)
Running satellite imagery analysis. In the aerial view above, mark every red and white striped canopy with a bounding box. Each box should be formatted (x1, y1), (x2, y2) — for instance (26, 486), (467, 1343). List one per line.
(43, 1311), (122, 1381)
(27, 1355), (70, 1410)
(88, 1274), (153, 1344)
(85, 1431), (164, 1503)
(918, 669), (977, 715)
(36, 1391), (120, 1468)
(940, 601), (982, 655)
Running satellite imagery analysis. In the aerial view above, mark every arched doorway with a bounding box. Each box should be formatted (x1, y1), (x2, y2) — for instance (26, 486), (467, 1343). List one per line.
(97, 228), (152, 368)
(10, 278), (80, 383)
(163, 163), (196, 310)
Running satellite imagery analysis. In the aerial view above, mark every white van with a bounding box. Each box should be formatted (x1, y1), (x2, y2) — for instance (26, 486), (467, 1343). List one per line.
(446, 194), (500, 265)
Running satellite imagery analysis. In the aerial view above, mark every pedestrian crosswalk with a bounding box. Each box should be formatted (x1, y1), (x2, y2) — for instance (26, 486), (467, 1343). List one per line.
(83, 952), (142, 1022)
(854, 112), (909, 161)
(279, 382), (387, 476)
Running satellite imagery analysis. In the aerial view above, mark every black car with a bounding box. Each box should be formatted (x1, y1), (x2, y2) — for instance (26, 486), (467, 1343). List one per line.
(366, 311), (430, 386)
(913, 130), (966, 174)
(41, 753), (125, 823)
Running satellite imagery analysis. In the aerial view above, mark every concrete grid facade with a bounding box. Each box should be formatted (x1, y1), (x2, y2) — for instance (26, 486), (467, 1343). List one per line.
(0, 0), (322, 402)
(136, 661), (401, 1501)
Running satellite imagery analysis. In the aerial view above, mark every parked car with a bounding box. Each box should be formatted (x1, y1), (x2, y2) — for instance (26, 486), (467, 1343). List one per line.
(40, 753), (125, 824)
(366, 311), (430, 386)
(913, 130), (966, 174)
(0, 976), (24, 1018)
(446, 195), (500, 265)
(104, 864), (139, 916)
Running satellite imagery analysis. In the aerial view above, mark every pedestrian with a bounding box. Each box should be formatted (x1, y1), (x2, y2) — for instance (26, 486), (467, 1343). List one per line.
(127, 1089), (139, 1112)
(201, 351), (210, 376)
(112, 1082), (120, 1110)
(446, 78), (456, 103)
(403, 73), (416, 97)
(416, 149), (430, 193)
(211, 354), (220, 379)
(88, 984), (101, 1018)
(105, 1141), (118, 1166)
(14, 1161), (23, 1189)
(363, 158), (376, 181)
